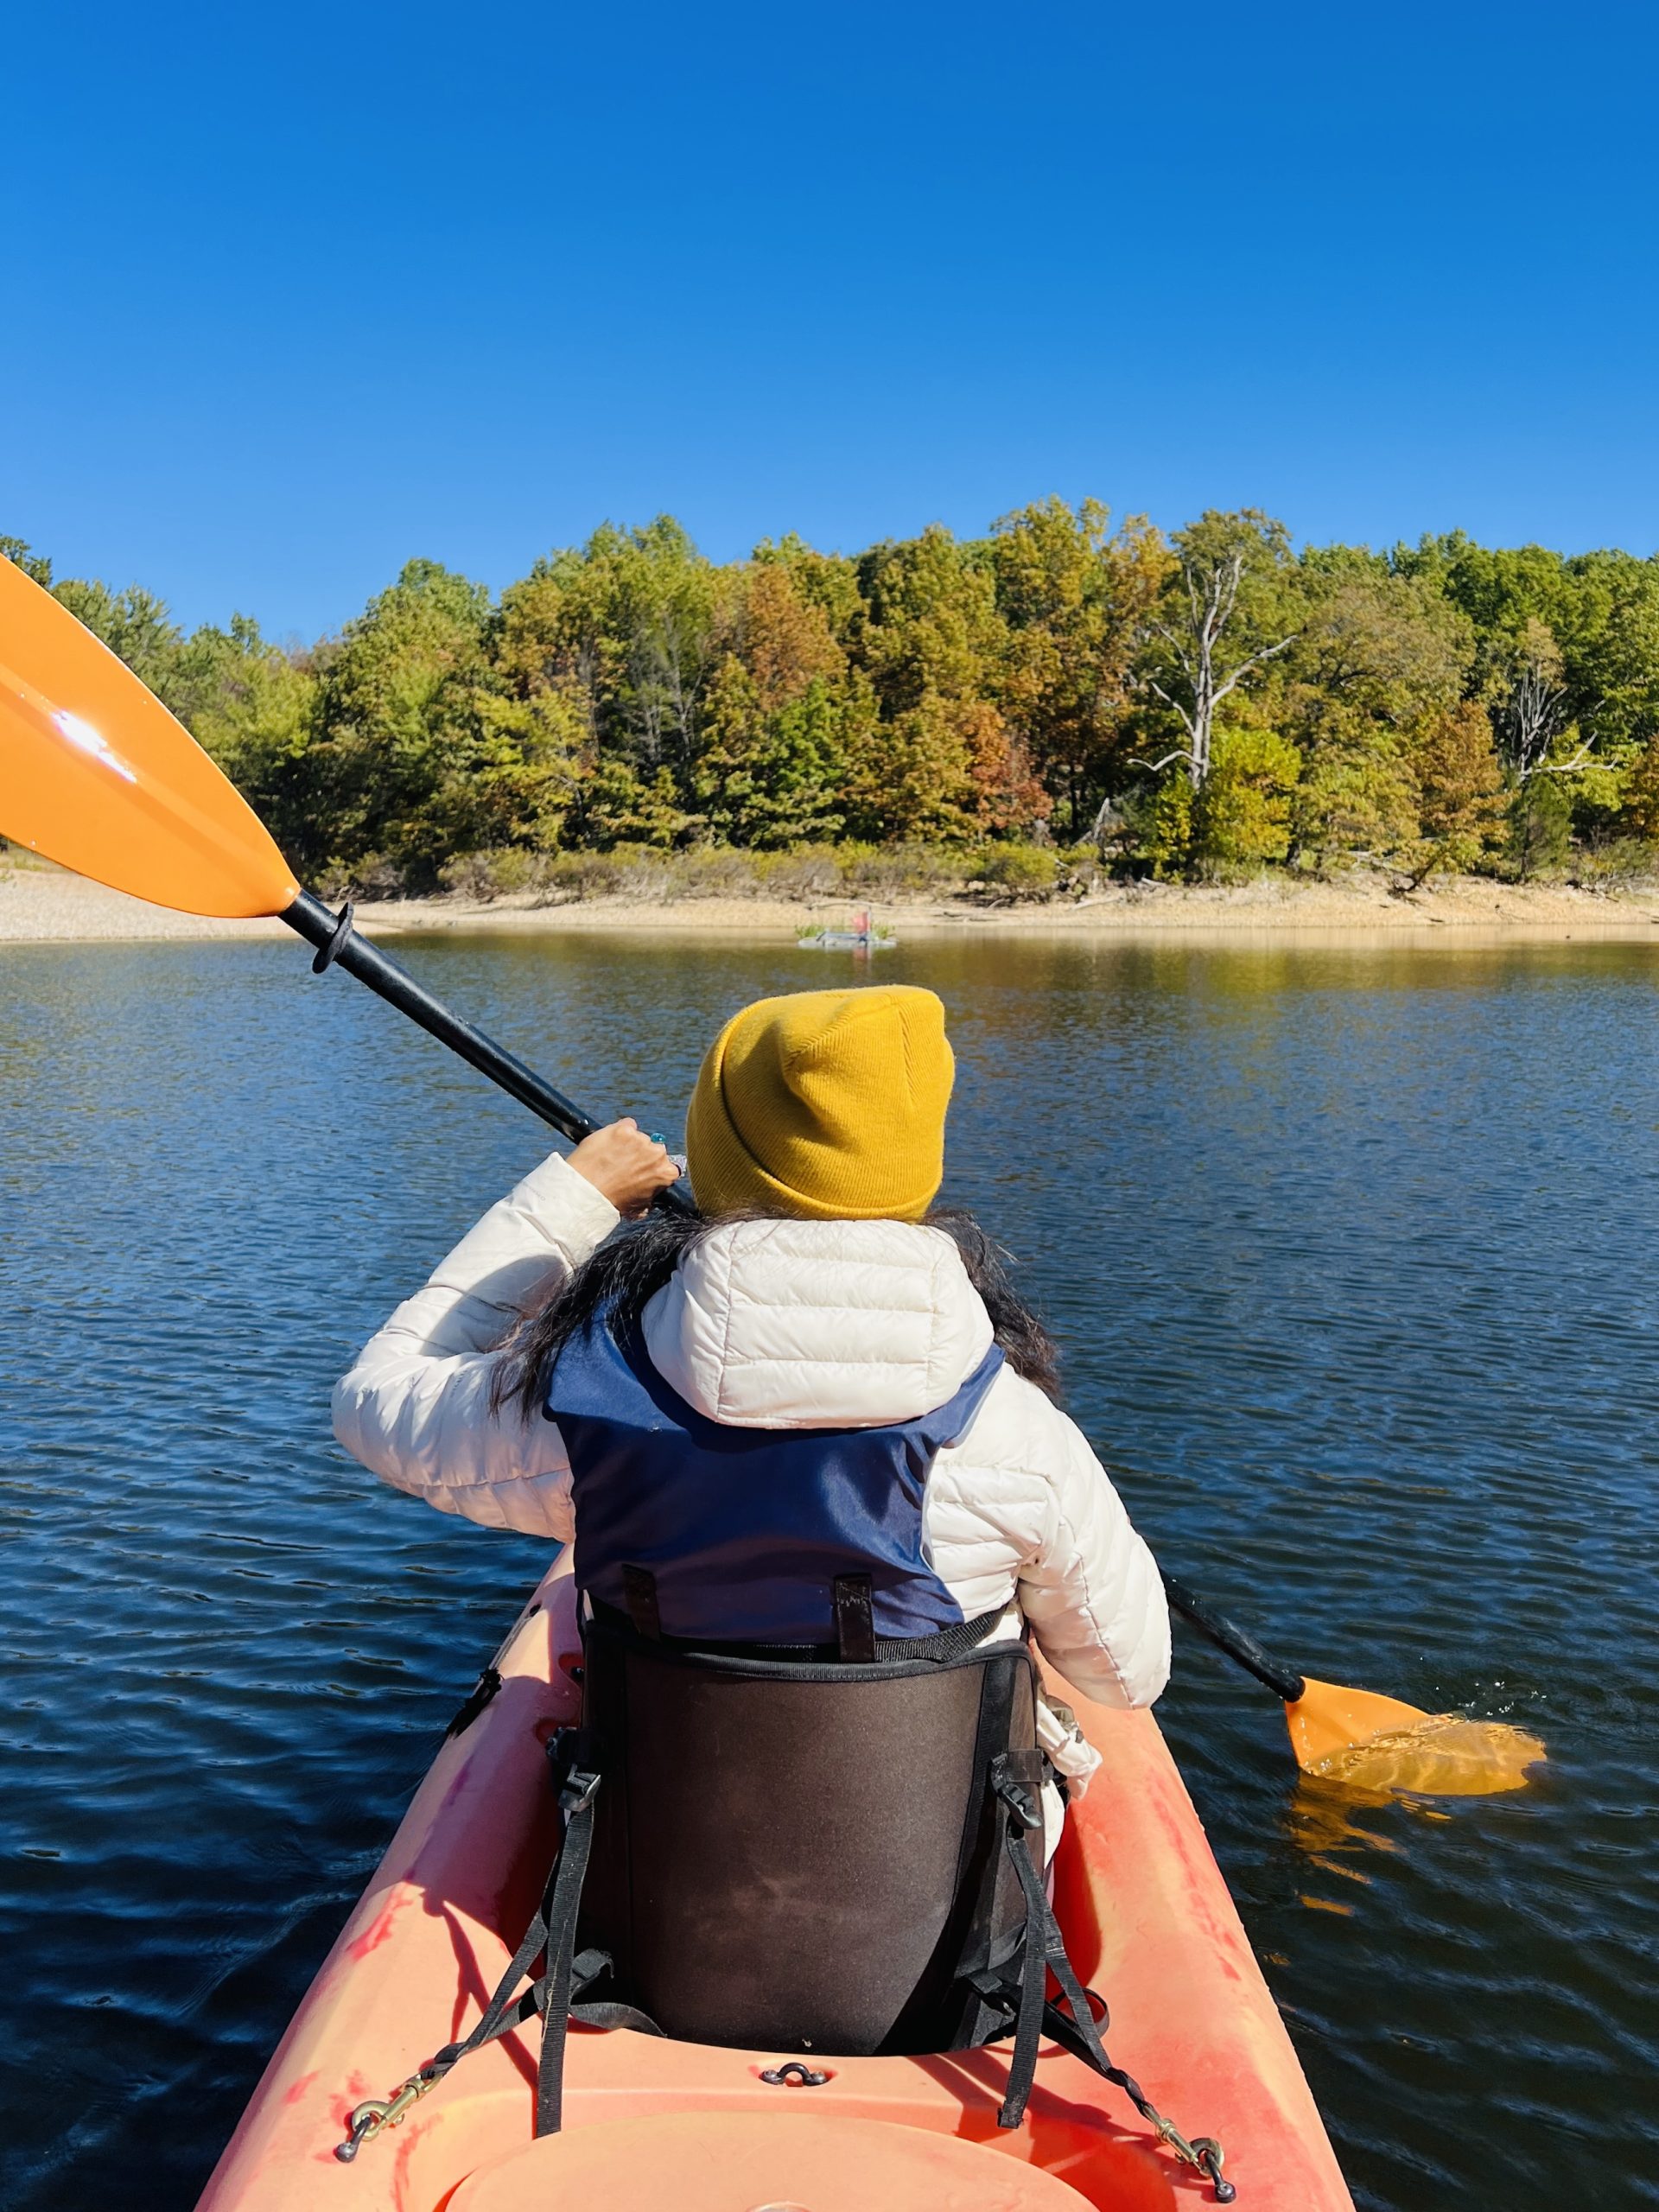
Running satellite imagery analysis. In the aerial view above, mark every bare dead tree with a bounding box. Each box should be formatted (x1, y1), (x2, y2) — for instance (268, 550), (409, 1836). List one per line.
(1496, 620), (1592, 784)
(1135, 550), (1297, 788)
(1491, 620), (1597, 882)
(1088, 792), (1128, 848)
(628, 605), (713, 771)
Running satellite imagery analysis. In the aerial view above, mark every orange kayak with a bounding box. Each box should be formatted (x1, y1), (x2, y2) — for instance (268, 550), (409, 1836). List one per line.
(196, 1558), (1354, 2211)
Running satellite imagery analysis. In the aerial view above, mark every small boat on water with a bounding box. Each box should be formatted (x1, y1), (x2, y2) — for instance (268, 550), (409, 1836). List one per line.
(800, 928), (896, 950)
(196, 1558), (1354, 2211)
(799, 904), (895, 951)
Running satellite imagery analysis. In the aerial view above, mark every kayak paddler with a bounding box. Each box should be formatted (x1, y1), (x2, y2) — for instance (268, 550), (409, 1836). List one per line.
(332, 984), (1170, 1855)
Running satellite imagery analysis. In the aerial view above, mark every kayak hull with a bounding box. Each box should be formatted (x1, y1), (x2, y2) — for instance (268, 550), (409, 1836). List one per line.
(196, 1558), (1353, 2210)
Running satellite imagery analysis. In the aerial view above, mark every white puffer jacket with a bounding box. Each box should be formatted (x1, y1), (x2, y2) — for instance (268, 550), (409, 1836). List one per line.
(333, 1153), (1171, 1769)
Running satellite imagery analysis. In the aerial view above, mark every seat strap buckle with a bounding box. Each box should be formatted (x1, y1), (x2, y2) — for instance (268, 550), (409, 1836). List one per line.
(990, 1752), (1044, 1833)
(559, 1766), (601, 1815)
(549, 1726), (603, 1815)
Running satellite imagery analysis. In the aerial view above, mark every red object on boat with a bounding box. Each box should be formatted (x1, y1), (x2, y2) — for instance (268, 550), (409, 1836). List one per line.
(195, 1559), (1355, 2210)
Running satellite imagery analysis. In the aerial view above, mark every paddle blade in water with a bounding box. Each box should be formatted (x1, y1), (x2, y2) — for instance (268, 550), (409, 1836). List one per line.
(0, 557), (298, 918)
(1287, 1675), (1545, 1796)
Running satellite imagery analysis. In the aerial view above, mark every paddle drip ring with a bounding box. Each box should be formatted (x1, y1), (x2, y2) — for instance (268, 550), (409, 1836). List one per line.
(311, 899), (355, 973)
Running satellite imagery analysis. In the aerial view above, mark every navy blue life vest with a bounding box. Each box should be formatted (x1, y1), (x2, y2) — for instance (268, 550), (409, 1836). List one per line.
(546, 1313), (1004, 1647)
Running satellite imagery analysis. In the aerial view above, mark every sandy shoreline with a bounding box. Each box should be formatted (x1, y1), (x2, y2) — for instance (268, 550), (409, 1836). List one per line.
(3, 857), (1658, 948)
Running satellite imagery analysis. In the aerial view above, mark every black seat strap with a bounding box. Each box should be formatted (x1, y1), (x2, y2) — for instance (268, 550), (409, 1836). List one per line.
(987, 1755), (1236, 2202)
(533, 1732), (605, 2134)
(620, 1565), (662, 1640)
(832, 1573), (875, 1663)
(988, 1751), (1050, 2129)
(333, 1728), (641, 2164)
(427, 1734), (603, 2075)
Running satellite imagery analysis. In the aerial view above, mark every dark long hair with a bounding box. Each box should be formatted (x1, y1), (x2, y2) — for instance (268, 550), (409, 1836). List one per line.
(491, 1204), (1063, 1421)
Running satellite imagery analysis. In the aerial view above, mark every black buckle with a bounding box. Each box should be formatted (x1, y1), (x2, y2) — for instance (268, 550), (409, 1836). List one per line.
(965, 1968), (1020, 2024)
(549, 1727), (601, 1814)
(559, 1766), (600, 1815)
(569, 1947), (613, 1996)
(994, 1771), (1043, 1833)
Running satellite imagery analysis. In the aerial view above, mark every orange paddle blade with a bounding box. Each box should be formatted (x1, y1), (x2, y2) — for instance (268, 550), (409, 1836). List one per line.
(1287, 1675), (1545, 1797)
(0, 556), (298, 918)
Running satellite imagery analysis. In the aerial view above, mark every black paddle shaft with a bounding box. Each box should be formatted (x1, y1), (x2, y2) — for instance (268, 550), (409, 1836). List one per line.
(281, 891), (696, 1214)
(1161, 1573), (1306, 1703)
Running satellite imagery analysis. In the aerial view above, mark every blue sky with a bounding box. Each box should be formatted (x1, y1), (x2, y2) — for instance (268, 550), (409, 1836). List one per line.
(3, 0), (1656, 637)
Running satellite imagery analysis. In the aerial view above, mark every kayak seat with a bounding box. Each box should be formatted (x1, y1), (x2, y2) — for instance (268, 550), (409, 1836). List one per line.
(333, 1585), (1237, 2202)
(572, 1596), (1040, 2059)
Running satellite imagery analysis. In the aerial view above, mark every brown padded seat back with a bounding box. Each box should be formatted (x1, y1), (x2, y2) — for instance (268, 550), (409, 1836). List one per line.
(576, 1611), (1038, 2056)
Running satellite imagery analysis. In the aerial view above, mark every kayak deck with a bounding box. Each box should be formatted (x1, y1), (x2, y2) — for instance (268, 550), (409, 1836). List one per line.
(196, 1560), (1354, 2209)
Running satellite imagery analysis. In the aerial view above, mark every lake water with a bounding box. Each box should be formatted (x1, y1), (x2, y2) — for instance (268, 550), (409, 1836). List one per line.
(2, 927), (1656, 2210)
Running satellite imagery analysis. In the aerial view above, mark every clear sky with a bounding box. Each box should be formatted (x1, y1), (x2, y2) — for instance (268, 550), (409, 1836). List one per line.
(3, 0), (1656, 638)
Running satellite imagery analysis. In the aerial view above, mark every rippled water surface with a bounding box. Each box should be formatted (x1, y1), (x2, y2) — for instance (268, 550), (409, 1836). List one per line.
(3, 930), (1657, 2209)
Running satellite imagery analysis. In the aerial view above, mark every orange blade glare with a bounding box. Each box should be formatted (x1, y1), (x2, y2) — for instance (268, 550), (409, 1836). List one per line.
(0, 557), (298, 918)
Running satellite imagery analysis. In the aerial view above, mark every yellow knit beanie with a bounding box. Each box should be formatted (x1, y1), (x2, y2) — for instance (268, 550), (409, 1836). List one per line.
(684, 986), (954, 1222)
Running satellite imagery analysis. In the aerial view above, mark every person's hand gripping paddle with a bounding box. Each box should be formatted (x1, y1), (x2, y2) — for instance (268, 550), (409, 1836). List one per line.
(0, 552), (1543, 1794)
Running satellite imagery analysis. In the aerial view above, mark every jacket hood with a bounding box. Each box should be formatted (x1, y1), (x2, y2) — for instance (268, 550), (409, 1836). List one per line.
(639, 1217), (995, 1429)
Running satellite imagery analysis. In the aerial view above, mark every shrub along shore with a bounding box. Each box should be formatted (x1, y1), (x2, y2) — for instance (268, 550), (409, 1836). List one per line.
(7, 503), (1659, 900)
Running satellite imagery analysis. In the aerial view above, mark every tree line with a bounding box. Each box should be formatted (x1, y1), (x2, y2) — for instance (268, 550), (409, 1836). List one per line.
(8, 503), (1659, 894)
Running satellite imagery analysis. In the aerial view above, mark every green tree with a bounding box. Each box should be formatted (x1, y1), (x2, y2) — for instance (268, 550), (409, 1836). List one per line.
(1622, 736), (1659, 841)
(1128, 773), (1194, 878)
(694, 665), (849, 845)
(1400, 532), (1659, 756)
(50, 576), (183, 702)
(1277, 560), (1472, 868)
(563, 520), (723, 781)
(1510, 770), (1576, 879)
(850, 525), (1044, 839)
(20, 503), (1659, 890)
(1193, 714), (1302, 868)
(303, 558), (496, 884)
(1556, 550), (1659, 750)
(690, 563), (851, 845)
(0, 535), (54, 585)
(164, 614), (320, 853)
(579, 759), (700, 849)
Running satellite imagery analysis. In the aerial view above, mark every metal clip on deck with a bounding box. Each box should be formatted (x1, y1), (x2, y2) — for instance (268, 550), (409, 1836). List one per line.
(334, 2069), (439, 2162)
(1154, 2118), (1235, 2202)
